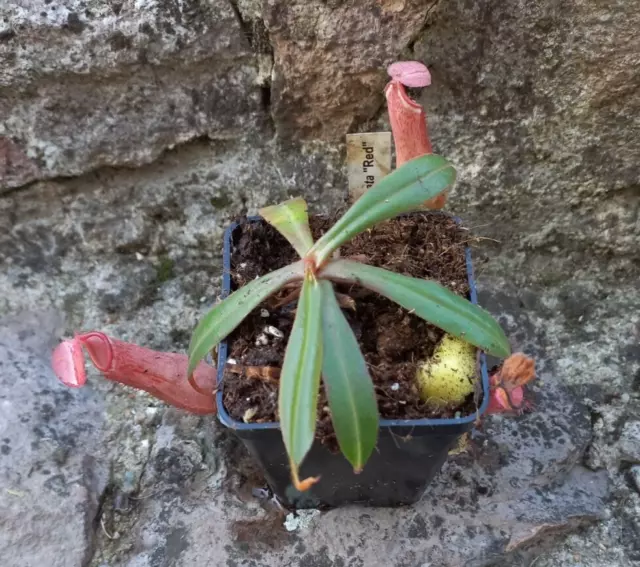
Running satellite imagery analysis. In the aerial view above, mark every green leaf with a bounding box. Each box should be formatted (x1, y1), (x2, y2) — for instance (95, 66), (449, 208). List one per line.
(259, 197), (315, 257)
(278, 274), (323, 489)
(309, 155), (456, 265)
(321, 260), (511, 358)
(187, 261), (304, 376)
(319, 281), (378, 472)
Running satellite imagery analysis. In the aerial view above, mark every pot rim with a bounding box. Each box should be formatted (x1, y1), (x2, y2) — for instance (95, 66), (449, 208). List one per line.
(214, 212), (490, 431)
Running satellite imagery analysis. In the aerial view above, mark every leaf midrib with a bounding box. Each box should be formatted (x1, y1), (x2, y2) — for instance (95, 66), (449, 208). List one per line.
(330, 317), (364, 464)
(287, 277), (318, 461)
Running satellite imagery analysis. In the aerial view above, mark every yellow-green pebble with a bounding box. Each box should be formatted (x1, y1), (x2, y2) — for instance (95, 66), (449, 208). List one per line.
(416, 335), (476, 409)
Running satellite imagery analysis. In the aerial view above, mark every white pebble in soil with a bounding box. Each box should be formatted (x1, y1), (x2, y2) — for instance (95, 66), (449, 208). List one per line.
(243, 407), (258, 423)
(264, 326), (284, 338)
(255, 333), (269, 346)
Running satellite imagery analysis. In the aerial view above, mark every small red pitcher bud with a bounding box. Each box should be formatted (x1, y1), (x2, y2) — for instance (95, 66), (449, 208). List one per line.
(486, 353), (536, 415)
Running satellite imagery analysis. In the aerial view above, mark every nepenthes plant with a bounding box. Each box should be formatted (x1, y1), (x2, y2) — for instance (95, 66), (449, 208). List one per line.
(50, 61), (535, 496)
(186, 154), (512, 491)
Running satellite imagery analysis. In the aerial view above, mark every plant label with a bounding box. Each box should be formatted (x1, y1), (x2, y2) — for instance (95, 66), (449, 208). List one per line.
(346, 132), (392, 202)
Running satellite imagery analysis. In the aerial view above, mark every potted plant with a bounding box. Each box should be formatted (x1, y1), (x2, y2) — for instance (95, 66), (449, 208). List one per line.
(50, 61), (535, 510)
(185, 150), (510, 508)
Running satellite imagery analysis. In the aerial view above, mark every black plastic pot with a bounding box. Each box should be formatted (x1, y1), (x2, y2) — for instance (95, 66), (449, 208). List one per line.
(215, 213), (490, 509)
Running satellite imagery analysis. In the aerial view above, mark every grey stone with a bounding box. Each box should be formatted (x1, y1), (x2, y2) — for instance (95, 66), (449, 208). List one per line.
(412, 0), (640, 286)
(95, 261), (158, 315)
(0, 0), (639, 563)
(585, 399), (640, 473)
(0, 311), (109, 567)
(264, 0), (433, 141)
(108, 215), (152, 254)
(0, 0), (264, 190)
(96, 402), (608, 567)
(619, 422), (640, 463)
(0, 132), (634, 565)
(630, 466), (640, 495)
(146, 423), (203, 487)
(0, 136), (41, 189)
(84, 281), (609, 567)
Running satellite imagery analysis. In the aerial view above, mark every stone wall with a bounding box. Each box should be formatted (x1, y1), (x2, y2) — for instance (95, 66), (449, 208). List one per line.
(2, 1), (638, 283)
(414, 0), (640, 286)
(1, 0), (265, 187)
(1, 1), (639, 566)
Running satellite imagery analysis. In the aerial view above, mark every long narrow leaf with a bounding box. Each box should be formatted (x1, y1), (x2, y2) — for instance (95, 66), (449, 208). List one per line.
(259, 197), (314, 257)
(309, 155), (456, 264)
(187, 261), (304, 375)
(279, 274), (323, 490)
(321, 260), (510, 358)
(320, 281), (378, 472)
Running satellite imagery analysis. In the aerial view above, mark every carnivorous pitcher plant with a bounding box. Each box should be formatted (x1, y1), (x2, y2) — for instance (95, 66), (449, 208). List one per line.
(186, 154), (511, 491)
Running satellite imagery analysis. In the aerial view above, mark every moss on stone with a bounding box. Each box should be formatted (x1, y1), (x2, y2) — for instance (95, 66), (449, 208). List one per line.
(155, 256), (175, 283)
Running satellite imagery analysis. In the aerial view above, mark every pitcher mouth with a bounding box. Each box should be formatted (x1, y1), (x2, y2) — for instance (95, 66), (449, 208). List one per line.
(384, 81), (423, 113)
(78, 332), (114, 372)
(51, 331), (115, 388)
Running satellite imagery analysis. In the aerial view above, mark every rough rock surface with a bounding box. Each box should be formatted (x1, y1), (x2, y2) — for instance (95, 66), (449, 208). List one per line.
(413, 0), (640, 287)
(85, 290), (610, 567)
(265, 0), (435, 140)
(0, 142), (633, 563)
(1, 0), (640, 564)
(0, 0), (265, 189)
(0, 312), (109, 567)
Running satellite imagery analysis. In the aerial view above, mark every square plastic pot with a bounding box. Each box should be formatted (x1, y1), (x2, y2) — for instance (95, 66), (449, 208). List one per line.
(215, 213), (490, 509)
